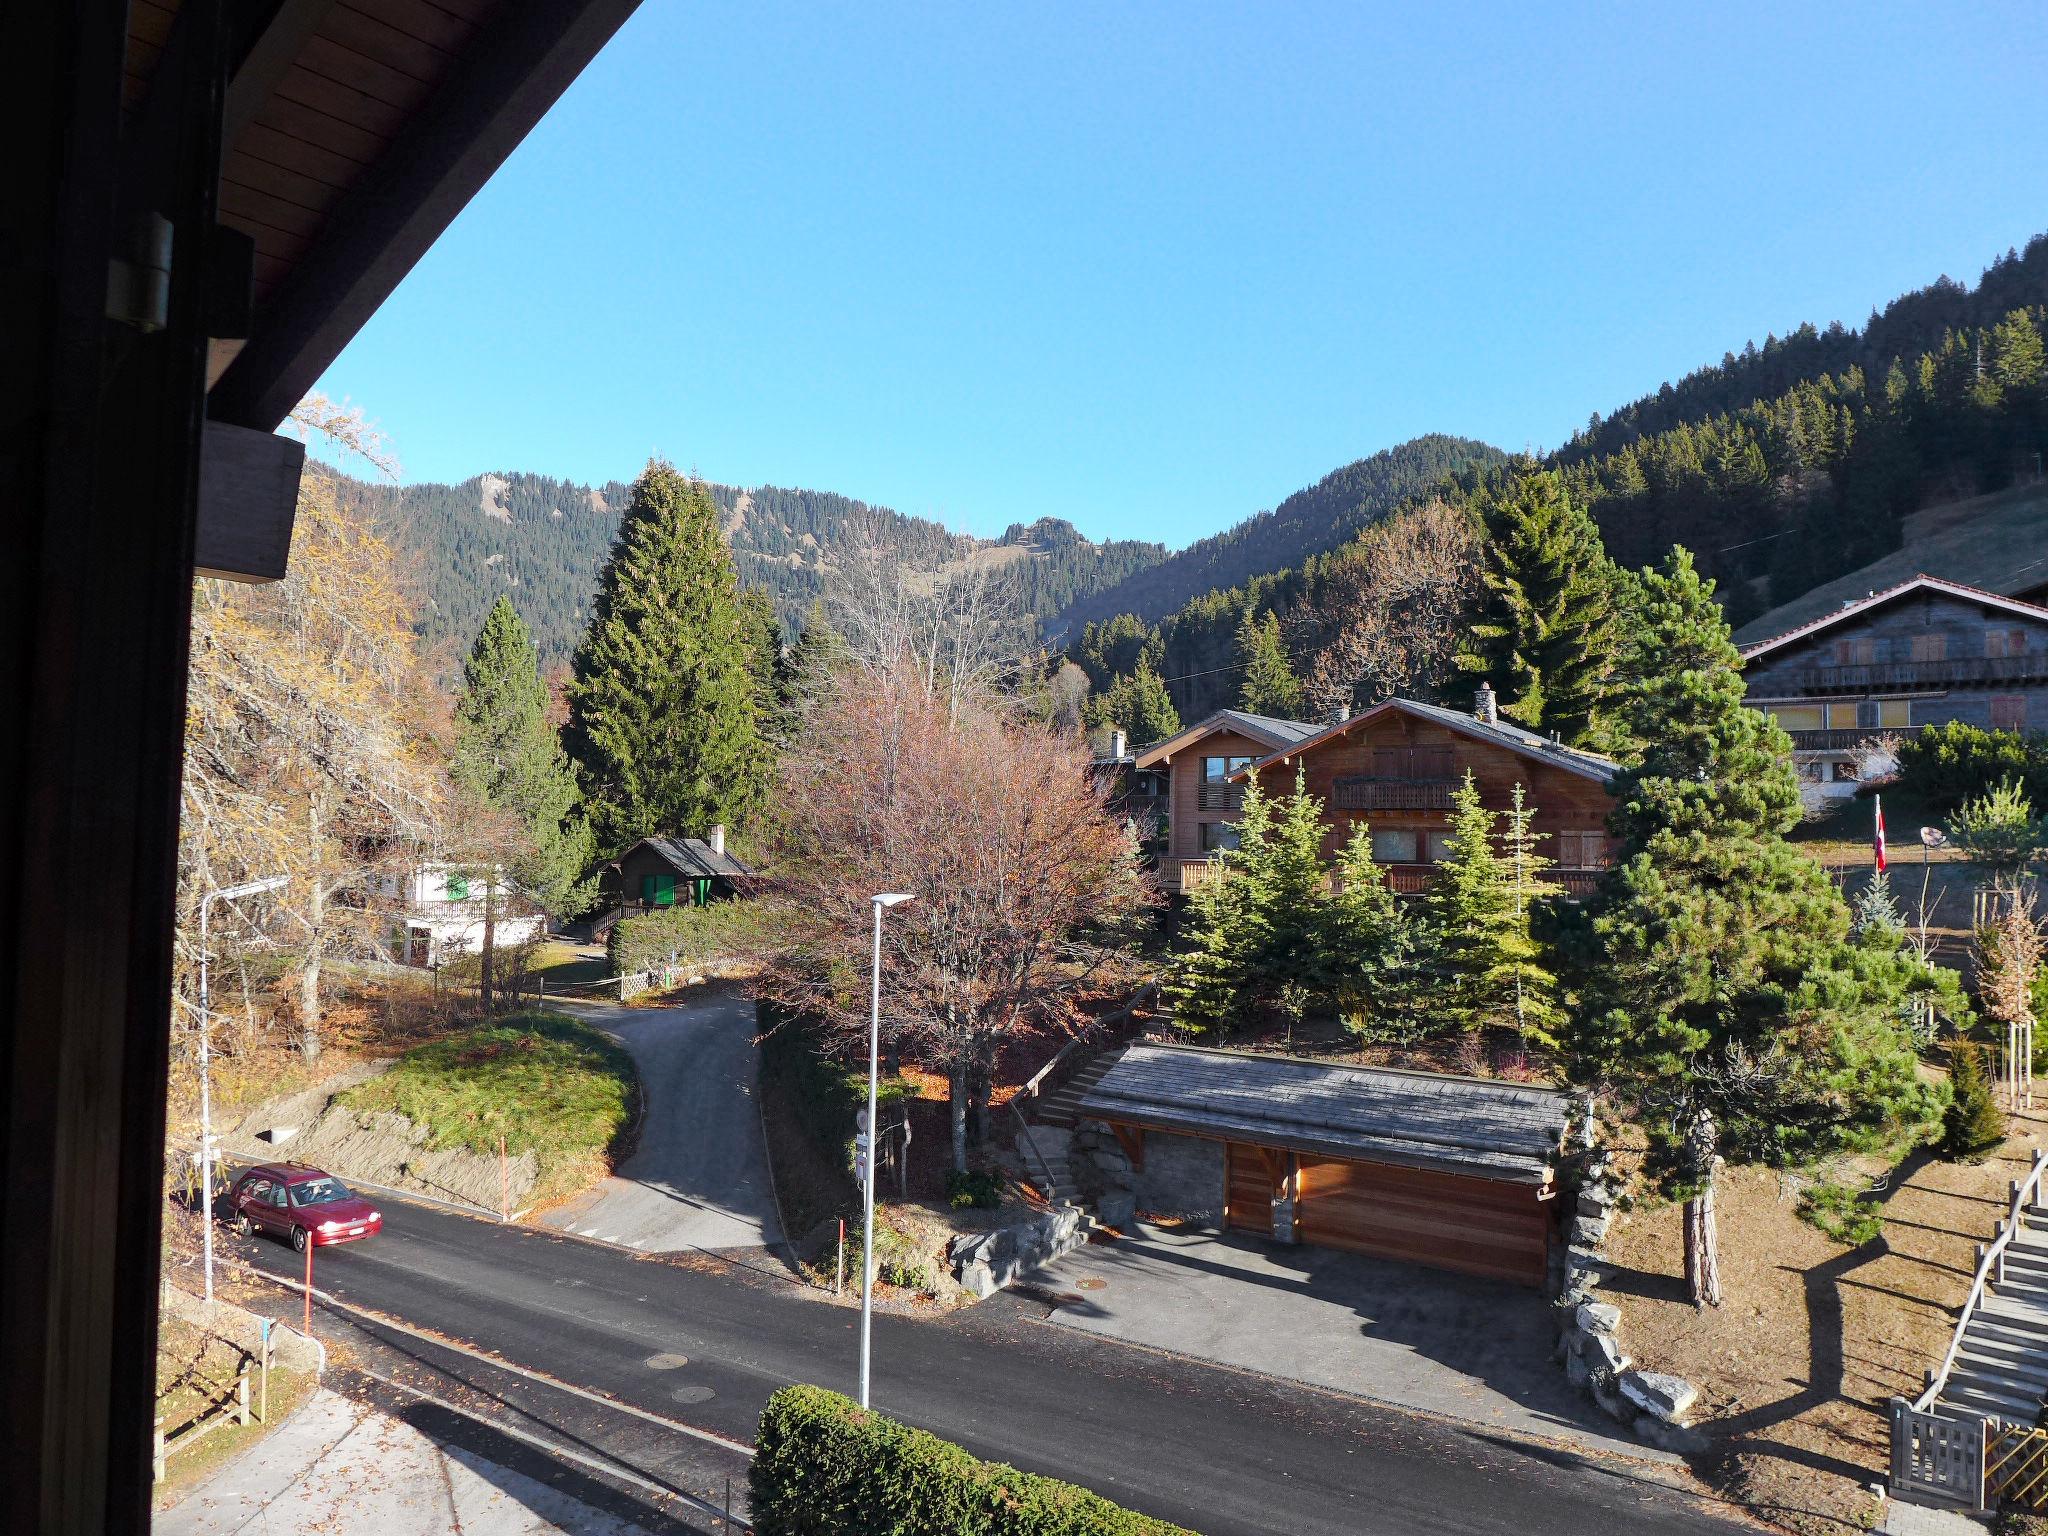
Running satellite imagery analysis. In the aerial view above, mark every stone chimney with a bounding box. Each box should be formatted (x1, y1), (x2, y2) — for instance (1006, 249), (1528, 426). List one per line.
(708, 823), (726, 858)
(1474, 683), (1498, 725)
(1111, 727), (1127, 760)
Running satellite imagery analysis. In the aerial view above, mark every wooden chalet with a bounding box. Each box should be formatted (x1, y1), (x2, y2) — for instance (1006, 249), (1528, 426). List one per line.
(1225, 687), (1621, 899)
(1130, 708), (1322, 893)
(1080, 1045), (1571, 1287)
(1738, 575), (2048, 801)
(594, 828), (752, 938)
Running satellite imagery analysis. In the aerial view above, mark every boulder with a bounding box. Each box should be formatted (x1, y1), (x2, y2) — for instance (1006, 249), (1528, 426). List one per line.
(1575, 1185), (1613, 1218)
(1618, 1370), (1698, 1425)
(1565, 1348), (1591, 1387)
(1574, 1301), (1622, 1336)
(1568, 1214), (1610, 1248)
(1590, 1371), (1634, 1424)
(1632, 1416), (1711, 1456)
(1584, 1332), (1629, 1375)
(1097, 1191), (1136, 1228)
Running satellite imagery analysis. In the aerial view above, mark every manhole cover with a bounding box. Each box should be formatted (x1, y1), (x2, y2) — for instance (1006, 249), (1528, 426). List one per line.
(1075, 1277), (1108, 1291)
(670, 1384), (716, 1404)
(643, 1352), (689, 1370)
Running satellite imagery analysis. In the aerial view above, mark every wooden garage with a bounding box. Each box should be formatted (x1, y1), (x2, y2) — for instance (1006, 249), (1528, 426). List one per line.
(1083, 1045), (1570, 1288)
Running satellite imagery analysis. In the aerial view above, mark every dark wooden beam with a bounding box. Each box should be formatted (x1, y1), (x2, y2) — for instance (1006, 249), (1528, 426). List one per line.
(197, 420), (305, 581)
(224, 0), (340, 150)
(208, 0), (644, 431)
(2, 1), (233, 1531)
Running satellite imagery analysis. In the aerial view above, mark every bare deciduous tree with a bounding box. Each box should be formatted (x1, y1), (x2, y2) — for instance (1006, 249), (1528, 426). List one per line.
(828, 546), (1033, 724)
(1292, 501), (1481, 715)
(761, 664), (1151, 1170)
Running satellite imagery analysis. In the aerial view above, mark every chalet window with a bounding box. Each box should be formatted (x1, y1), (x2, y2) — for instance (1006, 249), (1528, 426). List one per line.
(643, 873), (677, 907)
(1202, 755), (1253, 783)
(1911, 633), (1947, 663)
(1371, 828), (1419, 864)
(444, 873), (469, 902)
(1856, 700), (1880, 730)
(1200, 821), (1240, 853)
(1992, 695), (2028, 730)
(1771, 705), (1824, 731)
(1423, 829), (1458, 864)
(1987, 629), (2030, 659)
(1555, 830), (1607, 868)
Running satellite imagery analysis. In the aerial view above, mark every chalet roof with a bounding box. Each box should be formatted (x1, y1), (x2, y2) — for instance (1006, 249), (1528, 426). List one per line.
(1130, 709), (1320, 769)
(1737, 574), (2048, 663)
(1079, 1044), (1569, 1183)
(1228, 697), (1619, 785)
(1732, 483), (2048, 649)
(627, 835), (751, 881)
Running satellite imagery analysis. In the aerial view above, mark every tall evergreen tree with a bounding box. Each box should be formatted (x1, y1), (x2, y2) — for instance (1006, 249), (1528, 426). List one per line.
(1085, 658), (1181, 746)
(566, 462), (768, 852)
(1324, 824), (1411, 1040)
(452, 596), (594, 915)
(775, 598), (848, 738)
(1460, 466), (1621, 745)
(1236, 610), (1305, 719)
(1577, 550), (1942, 1305)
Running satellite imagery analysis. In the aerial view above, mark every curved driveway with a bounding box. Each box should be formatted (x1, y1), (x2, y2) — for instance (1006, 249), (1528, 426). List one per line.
(541, 990), (781, 1254)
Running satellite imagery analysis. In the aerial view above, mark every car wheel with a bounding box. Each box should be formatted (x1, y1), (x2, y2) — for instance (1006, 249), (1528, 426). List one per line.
(235, 1211), (253, 1238)
(291, 1224), (308, 1253)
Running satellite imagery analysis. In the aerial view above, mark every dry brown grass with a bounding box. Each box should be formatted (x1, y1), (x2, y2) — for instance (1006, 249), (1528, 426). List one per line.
(1594, 1109), (2048, 1534)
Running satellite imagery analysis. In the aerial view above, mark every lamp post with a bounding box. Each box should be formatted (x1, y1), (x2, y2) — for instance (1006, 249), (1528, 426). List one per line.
(199, 873), (290, 1302)
(859, 891), (915, 1410)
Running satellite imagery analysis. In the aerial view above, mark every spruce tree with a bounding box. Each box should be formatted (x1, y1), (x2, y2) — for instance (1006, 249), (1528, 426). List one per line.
(1418, 773), (1564, 1049)
(567, 462), (768, 852)
(1943, 1038), (2006, 1161)
(776, 598), (848, 737)
(1085, 658), (1181, 746)
(1459, 466), (1618, 745)
(1324, 824), (1410, 1041)
(1236, 610), (1305, 719)
(451, 595), (594, 917)
(1234, 772), (1333, 1011)
(1579, 549), (1942, 1304)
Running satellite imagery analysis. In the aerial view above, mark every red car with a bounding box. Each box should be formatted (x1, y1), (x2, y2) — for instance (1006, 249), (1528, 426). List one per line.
(227, 1164), (383, 1252)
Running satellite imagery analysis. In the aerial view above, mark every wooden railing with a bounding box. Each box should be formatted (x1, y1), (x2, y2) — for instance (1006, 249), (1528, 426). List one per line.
(1785, 728), (1880, 752)
(1789, 653), (2048, 692)
(1176, 858), (1225, 894)
(1380, 864), (1604, 899)
(1912, 1148), (2048, 1417)
(1331, 777), (1457, 811)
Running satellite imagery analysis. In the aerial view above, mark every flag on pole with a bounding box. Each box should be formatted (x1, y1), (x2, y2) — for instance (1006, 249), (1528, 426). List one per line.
(1873, 793), (1888, 873)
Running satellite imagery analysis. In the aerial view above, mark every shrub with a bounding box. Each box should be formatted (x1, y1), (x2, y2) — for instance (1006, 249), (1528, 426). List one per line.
(607, 897), (774, 977)
(1897, 722), (2048, 816)
(1949, 778), (2046, 871)
(1796, 1180), (1884, 1246)
(751, 1385), (1197, 1536)
(1943, 1037), (2008, 1161)
(945, 1169), (1004, 1210)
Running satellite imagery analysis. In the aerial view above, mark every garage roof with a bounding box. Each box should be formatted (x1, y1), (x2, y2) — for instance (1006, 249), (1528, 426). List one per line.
(1079, 1044), (1570, 1184)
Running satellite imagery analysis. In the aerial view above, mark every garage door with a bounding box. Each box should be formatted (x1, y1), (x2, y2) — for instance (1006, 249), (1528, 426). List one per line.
(1295, 1156), (1550, 1286)
(1225, 1142), (1277, 1234)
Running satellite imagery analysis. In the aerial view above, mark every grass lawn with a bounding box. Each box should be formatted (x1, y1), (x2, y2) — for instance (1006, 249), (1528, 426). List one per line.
(152, 1314), (316, 1509)
(337, 1010), (637, 1206)
(529, 940), (611, 986)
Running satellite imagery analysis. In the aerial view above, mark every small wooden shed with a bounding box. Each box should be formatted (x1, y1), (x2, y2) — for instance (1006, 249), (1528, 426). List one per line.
(1079, 1045), (1570, 1287)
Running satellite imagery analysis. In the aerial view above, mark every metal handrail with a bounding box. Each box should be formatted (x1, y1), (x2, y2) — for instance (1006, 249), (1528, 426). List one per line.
(1007, 981), (1159, 1204)
(1915, 1148), (2048, 1414)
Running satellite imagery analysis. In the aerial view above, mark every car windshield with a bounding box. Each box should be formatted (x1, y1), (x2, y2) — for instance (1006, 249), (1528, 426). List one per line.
(288, 1177), (352, 1207)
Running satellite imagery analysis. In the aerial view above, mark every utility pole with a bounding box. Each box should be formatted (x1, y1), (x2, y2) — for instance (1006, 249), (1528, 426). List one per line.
(859, 892), (915, 1410)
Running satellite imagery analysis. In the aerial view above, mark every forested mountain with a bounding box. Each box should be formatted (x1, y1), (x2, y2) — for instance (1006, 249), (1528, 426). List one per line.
(1069, 232), (2048, 725)
(327, 468), (1167, 675)
(1047, 435), (1508, 637)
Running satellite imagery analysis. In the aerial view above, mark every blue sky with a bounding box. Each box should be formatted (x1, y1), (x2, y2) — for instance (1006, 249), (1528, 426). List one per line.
(315, 1), (2048, 546)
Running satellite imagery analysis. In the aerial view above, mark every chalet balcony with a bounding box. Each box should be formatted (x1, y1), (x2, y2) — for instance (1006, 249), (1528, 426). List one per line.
(1174, 858), (1604, 900)
(1196, 783), (1245, 812)
(1786, 653), (2048, 693)
(1785, 727), (1879, 751)
(1332, 776), (1457, 811)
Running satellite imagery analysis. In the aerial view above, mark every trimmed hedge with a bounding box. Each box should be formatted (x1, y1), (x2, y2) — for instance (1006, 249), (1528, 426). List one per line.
(606, 897), (774, 977)
(1896, 722), (2048, 815)
(751, 1385), (1198, 1536)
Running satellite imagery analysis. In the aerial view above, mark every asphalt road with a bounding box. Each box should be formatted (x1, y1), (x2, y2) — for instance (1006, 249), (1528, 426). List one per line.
(231, 1194), (1751, 1536)
(540, 993), (780, 1253)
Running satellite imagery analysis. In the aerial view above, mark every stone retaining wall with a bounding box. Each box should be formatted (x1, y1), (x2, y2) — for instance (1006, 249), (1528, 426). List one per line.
(948, 1204), (1094, 1298)
(1550, 1145), (1706, 1456)
(1072, 1120), (1220, 1226)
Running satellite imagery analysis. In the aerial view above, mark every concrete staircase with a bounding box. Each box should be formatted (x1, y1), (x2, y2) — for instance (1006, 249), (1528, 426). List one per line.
(1936, 1204), (2048, 1425)
(1030, 1050), (1122, 1130)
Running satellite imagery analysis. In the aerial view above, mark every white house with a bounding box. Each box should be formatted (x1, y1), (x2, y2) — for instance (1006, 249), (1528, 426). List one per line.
(375, 863), (546, 967)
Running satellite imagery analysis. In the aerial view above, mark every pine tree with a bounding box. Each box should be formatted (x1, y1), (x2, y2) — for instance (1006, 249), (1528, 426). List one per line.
(1234, 772), (1332, 1011)
(776, 598), (848, 738)
(566, 462), (769, 852)
(1417, 774), (1564, 1049)
(452, 596), (594, 917)
(1460, 466), (1622, 745)
(1578, 549), (1942, 1304)
(1324, 824), (1410, 1040)
(1236, 610), (1305, 719)
(1085, 658), (1181, 746)
(1943, 1038), (2007, 1161)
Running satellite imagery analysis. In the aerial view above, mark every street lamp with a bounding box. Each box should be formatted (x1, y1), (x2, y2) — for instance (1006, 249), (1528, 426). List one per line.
(859, 891), (915, 1410)
(198, 873), (289, 1302)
